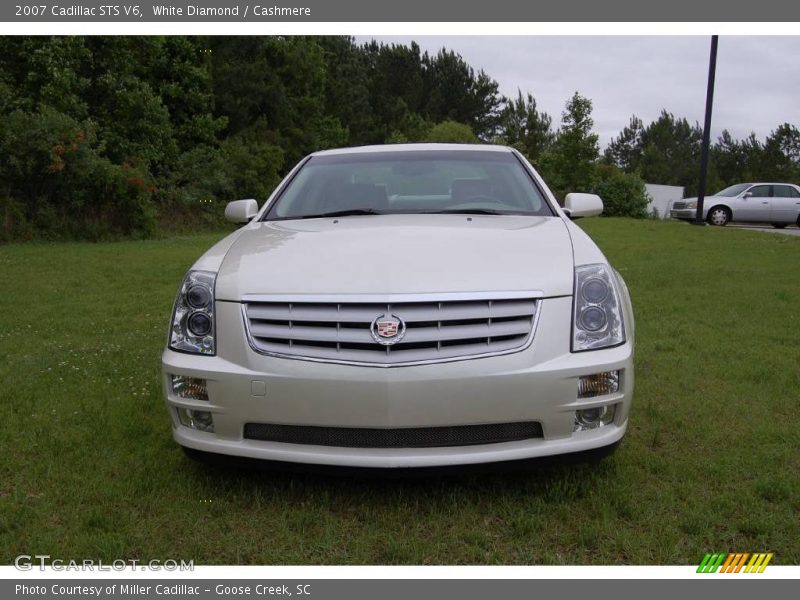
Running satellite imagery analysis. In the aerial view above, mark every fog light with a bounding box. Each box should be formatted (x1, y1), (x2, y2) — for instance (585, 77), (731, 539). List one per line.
(578, 370), (620, 398)
(574, 404), (616, 431)
(176, 408), (215, 433)
(171, 375), (208, 401)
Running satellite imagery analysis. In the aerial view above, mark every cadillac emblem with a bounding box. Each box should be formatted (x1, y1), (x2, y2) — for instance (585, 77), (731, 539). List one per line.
(370, 314), (406, 346)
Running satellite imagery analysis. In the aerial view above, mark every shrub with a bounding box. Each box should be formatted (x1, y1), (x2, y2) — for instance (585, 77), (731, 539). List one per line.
(592, 165), (649, 218)
(218, 136), (284, 202)
(0, 107), (155, 240)
(156, 139), (284, 233)
(424, 121), (478, 144)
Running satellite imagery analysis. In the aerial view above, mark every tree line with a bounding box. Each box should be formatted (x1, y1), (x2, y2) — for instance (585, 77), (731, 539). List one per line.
(1, 36), (797, 241)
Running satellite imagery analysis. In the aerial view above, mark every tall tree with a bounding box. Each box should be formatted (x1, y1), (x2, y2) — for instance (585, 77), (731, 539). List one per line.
(604, 115), (644, 172)
(318, 36), (373, 145)
(760, 123), (800, 182)
(712, 129), (752, 186)
(208, 36), (346, 166)
(421, 49), (502, 140)
(540, 92), (600, 197)
(638, 111), (703, 190)
(604, 110), (713, 195)
(498, 89), (554, 163)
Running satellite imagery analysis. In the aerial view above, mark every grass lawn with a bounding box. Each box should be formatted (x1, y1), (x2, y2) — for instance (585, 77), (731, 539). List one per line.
(1, 218), (798, 565)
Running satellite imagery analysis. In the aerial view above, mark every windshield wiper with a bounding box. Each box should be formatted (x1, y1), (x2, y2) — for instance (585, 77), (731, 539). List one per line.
(422, 208), (513, 215)
(271, 208), (522, 220)
(278, 209), (384, 220)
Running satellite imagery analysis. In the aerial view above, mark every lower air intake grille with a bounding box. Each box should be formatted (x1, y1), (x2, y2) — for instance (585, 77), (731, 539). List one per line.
(243, 421), (544, 448)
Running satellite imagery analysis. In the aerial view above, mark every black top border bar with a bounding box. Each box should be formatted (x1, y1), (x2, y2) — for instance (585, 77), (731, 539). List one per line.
(3, 0), (800, 22)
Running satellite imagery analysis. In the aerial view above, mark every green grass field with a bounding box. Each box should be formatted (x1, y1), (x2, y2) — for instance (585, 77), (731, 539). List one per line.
(1, 218), (798, 565)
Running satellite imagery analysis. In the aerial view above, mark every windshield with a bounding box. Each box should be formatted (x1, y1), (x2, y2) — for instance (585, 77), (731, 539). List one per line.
(714, 183), (751, 197)
(263, 150), (554, 220)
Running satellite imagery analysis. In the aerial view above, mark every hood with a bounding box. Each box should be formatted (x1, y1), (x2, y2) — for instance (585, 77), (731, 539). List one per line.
(215, 214), (575, 300)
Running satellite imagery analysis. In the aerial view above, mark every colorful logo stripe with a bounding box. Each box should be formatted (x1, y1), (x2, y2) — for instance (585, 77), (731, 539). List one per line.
(697, 552), (773, 573)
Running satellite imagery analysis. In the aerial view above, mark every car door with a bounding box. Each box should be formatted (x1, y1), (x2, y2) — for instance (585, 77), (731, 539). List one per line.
(770, 185), (800, 223)
(738, 185), (772, 222)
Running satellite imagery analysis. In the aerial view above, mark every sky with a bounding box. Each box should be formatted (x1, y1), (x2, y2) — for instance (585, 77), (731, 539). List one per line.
(356, 36), (800, 148)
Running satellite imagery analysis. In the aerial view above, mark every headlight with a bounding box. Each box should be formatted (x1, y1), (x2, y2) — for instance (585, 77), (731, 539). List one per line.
(169, 270), (216, 355)
(685, 200), (697, 209)
(572, 264), (625, 352)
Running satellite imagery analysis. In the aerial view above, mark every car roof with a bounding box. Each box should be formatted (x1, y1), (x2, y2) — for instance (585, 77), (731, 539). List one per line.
(737, 182), (798, 186)
(311, 143), (514, 157)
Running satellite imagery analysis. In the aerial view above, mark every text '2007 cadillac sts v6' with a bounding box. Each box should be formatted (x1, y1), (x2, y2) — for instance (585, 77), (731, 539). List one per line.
(162, 144), (634, 469)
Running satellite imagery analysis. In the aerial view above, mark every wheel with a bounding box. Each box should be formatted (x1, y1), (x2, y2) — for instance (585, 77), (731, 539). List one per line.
(706, 206), (731, 226)
(772, 223), (788, 229)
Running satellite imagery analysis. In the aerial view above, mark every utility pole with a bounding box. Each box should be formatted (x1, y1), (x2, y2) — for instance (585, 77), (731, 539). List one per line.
(693, 35), (719, 226)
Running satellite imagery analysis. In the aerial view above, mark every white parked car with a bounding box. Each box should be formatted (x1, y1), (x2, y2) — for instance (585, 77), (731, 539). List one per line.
(670, 183), (800, 227)
(162, 144), (634, 470)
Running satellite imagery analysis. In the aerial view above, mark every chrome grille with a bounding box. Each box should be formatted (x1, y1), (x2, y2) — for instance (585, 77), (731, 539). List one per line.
(672, 201), (687, 210)
(242, 294), (539, 366)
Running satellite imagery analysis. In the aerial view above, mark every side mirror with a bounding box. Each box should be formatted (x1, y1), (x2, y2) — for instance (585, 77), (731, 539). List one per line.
(225, 199), (259, 223)
(564, 193), (603, 219)
(743, 191), (753, 198)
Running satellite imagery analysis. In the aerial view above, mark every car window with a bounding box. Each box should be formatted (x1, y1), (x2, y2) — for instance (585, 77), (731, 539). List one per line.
(715, 183), (751, 197)
(773, 185), (799, 198)
(265, 150), (553, 220)
(747, 185), (771, 198)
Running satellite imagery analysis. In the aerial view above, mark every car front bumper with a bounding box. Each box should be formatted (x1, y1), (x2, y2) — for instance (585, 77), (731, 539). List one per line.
(670, 208), (699, 220)
(162, 297), (634, 468)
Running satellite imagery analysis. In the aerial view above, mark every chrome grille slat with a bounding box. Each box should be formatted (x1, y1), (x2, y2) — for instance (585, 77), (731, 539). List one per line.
(249, 323), (373, 344)
(249, 337), (529, 364)
(243, 295), (539, 366)
(402, 319), (531, 344)
(247, 303), (383, 323)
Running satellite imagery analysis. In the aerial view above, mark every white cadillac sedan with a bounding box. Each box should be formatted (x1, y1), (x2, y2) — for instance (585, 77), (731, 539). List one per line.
(162, 144), (634, 469)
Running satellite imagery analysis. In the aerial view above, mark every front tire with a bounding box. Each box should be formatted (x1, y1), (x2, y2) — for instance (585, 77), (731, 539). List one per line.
(706, 206), (731, 226)
(772, 223), (788, 229)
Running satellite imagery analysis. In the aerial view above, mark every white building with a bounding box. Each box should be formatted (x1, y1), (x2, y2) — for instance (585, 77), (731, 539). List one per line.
(645, 183), (685, 219)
